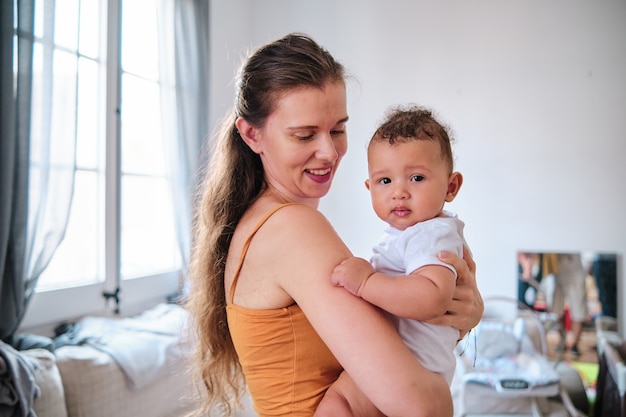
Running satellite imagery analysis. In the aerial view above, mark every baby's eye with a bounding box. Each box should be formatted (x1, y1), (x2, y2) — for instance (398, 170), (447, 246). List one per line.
(378, 178), (391, 185)
(410, 175), (425, 182)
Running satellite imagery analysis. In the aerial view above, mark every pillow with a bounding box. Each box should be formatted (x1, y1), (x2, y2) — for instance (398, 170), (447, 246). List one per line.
(22, 348), (68, 417)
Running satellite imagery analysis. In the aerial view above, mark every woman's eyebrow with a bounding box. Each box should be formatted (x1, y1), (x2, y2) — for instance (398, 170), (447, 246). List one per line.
(286, 116), (349, 131)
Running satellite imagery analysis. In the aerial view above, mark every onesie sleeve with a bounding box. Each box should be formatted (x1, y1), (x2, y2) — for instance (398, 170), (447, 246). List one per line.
(402, 216), (465, 278)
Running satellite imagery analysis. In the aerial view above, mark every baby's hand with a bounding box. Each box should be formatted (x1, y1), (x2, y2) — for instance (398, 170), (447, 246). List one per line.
(331, 257), (375, 297)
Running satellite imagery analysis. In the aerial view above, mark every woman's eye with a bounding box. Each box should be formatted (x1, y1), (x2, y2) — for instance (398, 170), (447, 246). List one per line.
(411, 175), (425, 182)
(330, 129), (345, 137)
(295, 134), (314, 141)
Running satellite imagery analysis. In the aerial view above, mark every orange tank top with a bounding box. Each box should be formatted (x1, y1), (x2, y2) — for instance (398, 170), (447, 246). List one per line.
(226, 204), (342, 417)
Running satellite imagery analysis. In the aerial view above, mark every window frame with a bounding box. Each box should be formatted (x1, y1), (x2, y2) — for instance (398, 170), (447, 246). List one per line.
(19, 0), (181, 334)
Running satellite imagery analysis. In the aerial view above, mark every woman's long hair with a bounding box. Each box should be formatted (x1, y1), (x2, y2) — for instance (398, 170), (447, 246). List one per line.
(186, 33), (345, 415)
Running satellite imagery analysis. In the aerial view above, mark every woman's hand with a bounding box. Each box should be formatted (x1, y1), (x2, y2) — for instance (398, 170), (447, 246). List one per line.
(429, 247), (483, 338)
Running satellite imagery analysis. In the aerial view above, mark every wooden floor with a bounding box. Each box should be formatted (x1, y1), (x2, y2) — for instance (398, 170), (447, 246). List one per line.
(545, 327), (598, 364)
(546, 327), (599, 416)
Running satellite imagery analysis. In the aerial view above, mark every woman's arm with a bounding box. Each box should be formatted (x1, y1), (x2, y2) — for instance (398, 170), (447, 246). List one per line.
(273, 205), (452, 417)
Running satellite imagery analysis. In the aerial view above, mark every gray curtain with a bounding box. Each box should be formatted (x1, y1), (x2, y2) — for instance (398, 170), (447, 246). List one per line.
(1, 0), (77, 341)
(0, 0), (35, 342)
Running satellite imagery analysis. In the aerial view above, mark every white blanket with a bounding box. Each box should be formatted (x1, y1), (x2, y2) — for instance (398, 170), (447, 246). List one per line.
(60, 303), (188, 390)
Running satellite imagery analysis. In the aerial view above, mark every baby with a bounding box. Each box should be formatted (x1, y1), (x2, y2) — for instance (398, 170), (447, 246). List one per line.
(316, 104), (467, 416)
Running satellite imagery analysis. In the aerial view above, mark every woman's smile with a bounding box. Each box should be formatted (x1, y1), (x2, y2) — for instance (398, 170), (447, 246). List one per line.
(305, 167), (334, 183)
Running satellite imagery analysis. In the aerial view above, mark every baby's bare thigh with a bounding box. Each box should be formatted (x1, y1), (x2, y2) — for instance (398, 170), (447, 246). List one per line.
(317, 371), (385, 417)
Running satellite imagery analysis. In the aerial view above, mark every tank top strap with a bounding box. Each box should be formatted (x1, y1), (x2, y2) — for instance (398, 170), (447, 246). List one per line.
(229, 203), (300, 304)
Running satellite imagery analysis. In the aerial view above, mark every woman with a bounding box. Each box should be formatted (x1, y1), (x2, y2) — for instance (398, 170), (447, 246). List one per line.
(186, 33), (483, 417)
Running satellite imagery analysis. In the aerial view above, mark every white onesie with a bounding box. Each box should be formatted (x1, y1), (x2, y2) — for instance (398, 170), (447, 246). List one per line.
(370, 210), (465, 384)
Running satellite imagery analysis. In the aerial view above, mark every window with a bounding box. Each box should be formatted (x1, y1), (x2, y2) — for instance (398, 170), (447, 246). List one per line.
(118, 0), (180, 279)
(21, 0), (184, 330)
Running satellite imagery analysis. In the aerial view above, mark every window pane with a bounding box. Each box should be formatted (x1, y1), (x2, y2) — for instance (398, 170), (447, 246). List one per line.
(29, 43), (45, 166)
(120, 73), (165, 175)
(121, 0), (159, 79)
(29, 50), (78, 212)
(33, 0), (45, 39)
(78, 0), (101, 58)
(76, 57), (101, 169)
(51, 49), (78, 148)
(38, 170), (102, 289)
(121, 175), (180, 279)
(55, 0), (80, 50)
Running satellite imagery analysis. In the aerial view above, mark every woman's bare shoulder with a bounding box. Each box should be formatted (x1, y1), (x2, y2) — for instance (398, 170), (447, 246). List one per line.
(272, 203), (334, 227)
(254, 203), (350, 277)
(227, 202), (349, 307)
(275, 204), (344, 244)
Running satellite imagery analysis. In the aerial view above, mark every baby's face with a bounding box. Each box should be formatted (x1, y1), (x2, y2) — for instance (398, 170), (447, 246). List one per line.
(366, 139), (454, 230)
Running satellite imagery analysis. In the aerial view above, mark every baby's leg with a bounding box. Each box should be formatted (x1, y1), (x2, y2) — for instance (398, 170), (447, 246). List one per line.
(315, 371), (385, 417)
(315, 382), (352, 417)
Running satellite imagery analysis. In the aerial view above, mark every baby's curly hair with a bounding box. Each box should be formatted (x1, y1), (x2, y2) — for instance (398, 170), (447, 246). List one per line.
(370, 104), (455, 172)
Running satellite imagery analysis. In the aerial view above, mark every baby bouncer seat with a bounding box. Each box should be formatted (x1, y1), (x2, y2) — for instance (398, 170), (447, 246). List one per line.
(452, 296), (587, 417)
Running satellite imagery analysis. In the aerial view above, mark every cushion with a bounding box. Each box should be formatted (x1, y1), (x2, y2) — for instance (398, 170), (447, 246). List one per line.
(56, 344), (198, 417)
(22, 348), (68, 417)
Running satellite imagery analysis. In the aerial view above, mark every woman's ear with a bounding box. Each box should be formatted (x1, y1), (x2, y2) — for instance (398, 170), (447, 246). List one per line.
(235, 117), (262, 154)
(445, 172), (463, 202)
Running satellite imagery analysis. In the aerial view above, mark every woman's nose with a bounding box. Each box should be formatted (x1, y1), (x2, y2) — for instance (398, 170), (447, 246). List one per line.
(315, 134), (339, 161)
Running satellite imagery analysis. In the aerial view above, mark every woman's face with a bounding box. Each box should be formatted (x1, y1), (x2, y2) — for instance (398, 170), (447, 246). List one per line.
(253, 81), (348, 205)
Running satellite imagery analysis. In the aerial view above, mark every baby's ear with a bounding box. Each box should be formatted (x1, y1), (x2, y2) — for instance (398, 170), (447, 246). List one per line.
(236, 117), (262, 154)
(446, 172), (463, 202)
(364, 179), (371, 190)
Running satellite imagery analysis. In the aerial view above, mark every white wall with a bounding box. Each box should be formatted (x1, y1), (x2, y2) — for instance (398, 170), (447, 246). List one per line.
(209, 0), (626, 335)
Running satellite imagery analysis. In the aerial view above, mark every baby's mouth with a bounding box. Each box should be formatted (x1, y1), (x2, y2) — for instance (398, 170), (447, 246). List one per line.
(392, 207), (411, 216)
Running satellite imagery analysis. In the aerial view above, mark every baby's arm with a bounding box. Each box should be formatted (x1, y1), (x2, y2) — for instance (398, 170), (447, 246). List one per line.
(333, 260), (456, 321)
(362, 219), (463, 320)
(331, 257), (376, 297)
